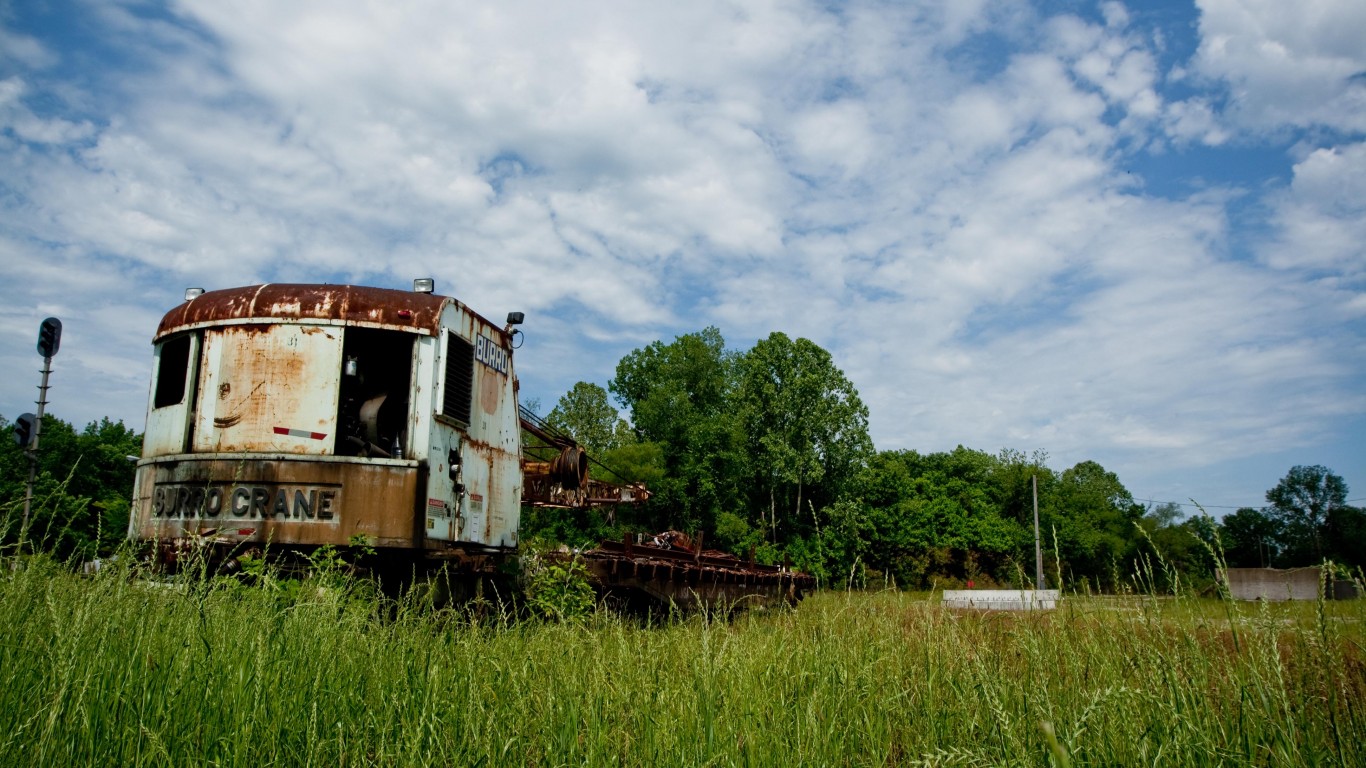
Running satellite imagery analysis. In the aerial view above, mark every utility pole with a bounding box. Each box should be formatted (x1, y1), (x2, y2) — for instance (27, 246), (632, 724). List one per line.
(18, 318), (61, 552)
(1033, 473), (1044, 590)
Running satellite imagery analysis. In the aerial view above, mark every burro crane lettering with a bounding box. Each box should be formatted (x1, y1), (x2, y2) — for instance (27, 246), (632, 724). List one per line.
(474, 334), (509, 375)
(151, 483), (339, 522)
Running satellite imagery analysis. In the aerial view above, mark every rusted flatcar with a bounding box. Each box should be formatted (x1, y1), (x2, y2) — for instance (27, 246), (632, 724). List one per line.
(128, 281), (812, 606)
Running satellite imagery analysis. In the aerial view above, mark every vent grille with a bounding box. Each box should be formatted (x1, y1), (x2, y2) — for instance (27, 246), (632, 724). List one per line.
(443, 332), (474, 424)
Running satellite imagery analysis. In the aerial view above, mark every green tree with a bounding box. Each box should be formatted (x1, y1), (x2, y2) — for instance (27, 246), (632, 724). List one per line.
(612, 327), (734, 446)
(1135, 503), (1216, 592)
(1, 413), (142, 559)
(545, 382), (633, 456)
(988, 448), (1053, 525)
(1322, 504), (1366, 568)
(736, 332), (872, 544)
(596, 441), (667, 487)
(835, 448), (1026, 589)
(1220, 507), (1281, 568)
(1051, 460), (1143, 587)
(610, 328), (742, 535)
(1265, 465), (1348, 564)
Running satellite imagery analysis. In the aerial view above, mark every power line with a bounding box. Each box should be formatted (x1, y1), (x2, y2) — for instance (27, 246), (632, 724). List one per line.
(1134, 496), (1366, 511)
(1134, 498), (1254, 511)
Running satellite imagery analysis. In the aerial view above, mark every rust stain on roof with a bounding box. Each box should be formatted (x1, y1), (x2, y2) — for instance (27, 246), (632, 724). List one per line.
(156, 284), (456, 340)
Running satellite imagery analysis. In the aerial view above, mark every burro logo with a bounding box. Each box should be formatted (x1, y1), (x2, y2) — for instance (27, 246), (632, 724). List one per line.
(151, 483), (340, 522)
(474, 334), (509, 375)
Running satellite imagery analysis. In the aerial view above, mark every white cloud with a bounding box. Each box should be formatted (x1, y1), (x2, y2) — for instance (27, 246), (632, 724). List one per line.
(1100, 2), (1130, 31)
(0, 77), (95, 144)
(0, 0), (1361, 505)
(790, 101), (875, 179)
(0, 26), (57, 70)
(1261, 142), (1366, 278)
(1194, 0), (1366, 132)
(1043, 12), (1164, 142)
(1162, 98), (1229, 146)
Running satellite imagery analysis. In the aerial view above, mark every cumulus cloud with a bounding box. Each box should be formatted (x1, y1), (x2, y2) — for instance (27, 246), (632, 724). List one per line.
(1262, 142), (1366, 278)
(0, 0), (1362, 505)
(1193, 0), (1366, 132)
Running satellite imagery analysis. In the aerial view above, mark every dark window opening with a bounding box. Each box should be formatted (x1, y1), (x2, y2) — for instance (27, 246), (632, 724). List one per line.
(444, 332), (474, 424)
(334, 328), (415, 457)
(154, 335), (192, 408)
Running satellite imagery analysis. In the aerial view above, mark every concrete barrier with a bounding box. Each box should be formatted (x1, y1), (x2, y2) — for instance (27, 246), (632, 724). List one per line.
(1226, 567), (1360, 601)
(1226, 567), (1318, 601)
(942, 589), (1060, 611)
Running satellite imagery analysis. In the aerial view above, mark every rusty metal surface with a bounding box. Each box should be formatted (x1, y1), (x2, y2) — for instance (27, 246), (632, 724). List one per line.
(522, 468), (651, 507)
(135, 282), (527, 553)
(424, 307), (523, 549)
(518, 411), (650, 508)
(459, 434), (520, 548)
(192, 324), (342, 455)
(130, 456), (423, 549)
(569, 533), (815, 610)
(155, 284), (478, 341)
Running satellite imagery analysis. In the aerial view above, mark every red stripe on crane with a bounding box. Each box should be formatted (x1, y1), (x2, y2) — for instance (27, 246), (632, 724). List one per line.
(273, 426), (328, 440)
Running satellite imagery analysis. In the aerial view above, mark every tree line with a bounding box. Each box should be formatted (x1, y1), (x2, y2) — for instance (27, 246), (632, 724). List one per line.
(1, 414), (141, 560)
(3, 327), (1361, 588)
(525, 328), (1364, 589)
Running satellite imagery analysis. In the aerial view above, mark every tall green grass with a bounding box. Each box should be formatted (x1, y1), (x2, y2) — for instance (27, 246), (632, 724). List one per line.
(0, 556), (1361, 766)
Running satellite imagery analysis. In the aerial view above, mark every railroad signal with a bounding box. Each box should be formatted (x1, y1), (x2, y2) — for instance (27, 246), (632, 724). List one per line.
(13, 413), (36, 449)
(37, 317), (62, 358)
(19, 316), (61, 549)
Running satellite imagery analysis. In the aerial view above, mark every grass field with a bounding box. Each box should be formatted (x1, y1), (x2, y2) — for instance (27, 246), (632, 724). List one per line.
(0, 557), (1361, 767)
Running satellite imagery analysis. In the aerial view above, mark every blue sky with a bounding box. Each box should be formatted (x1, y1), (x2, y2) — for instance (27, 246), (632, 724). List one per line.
(2, 0), (1363, 513)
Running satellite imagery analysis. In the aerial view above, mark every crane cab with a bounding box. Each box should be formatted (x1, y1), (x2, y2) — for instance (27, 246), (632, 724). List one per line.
(129, 283), (523, 568)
